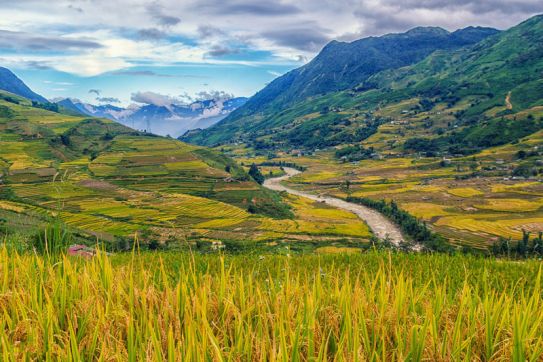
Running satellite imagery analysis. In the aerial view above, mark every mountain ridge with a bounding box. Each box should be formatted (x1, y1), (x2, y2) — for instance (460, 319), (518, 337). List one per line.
(181, 16), (543, 152)
(183, 25), (501, 146)
(0, 67), (48, 103)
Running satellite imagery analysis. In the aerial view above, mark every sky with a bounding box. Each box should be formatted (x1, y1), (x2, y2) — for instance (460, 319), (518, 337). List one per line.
(1, 0), (542, 106)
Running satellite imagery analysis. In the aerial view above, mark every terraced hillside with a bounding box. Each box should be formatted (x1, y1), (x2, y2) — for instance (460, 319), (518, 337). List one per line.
(0, 91), (372, 250)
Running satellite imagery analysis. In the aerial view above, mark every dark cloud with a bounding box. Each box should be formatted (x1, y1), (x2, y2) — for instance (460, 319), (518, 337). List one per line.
(147, 2), (181, 27)
(374, 0), (543, 14)
(137, 28), (167, 40)
(0, 30), (102, 51)
(350, 0), (543, 36)
(22, 60), (52, 70)
(67, 4), (83, 13)
(261, 27), (330, 52)
(89, 89), (101, 95)
(206, 45), (240, 57)
(96, 97), (121, 103)
(199, 0), (301, 16)
(197, 25), (226, 39)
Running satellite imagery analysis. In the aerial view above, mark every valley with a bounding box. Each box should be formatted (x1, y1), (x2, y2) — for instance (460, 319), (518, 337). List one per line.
(2, 3), (543, 360)
(0, 90), (372, 253)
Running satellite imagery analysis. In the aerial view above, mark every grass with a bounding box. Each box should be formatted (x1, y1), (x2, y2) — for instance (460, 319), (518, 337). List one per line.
(2, 248), (543, 360)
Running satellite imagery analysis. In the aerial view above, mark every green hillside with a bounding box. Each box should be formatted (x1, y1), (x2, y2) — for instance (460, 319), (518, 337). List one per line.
(182, 15), (542, 154)
(0, 90), (380, 250)
(0, 91), (301, 246)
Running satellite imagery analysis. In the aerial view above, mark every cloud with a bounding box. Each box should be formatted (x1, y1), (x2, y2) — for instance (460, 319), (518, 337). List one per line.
(206, 45), (240, 57)
(197, 25), (225, 39)
(137, 28), (167, 40)
(89, 89), (101, 95)
(147, 1), (181, 27)
(67, 4), (84, 13)
(131, 91), (181, 106)
(198, 0), (301, 16)
(0, 30), (102, 51)
(112, 70), (175, 77)
(22, 60), (52, 70)
(2, 0), (543, 78)
(195, 90), (234, 101)
(111, 70), (208, 78)
(44, 80), (75, 86)
(267, 70), (283, 77)
(261, 26), (330, 52)
(96, 97), (121, 103)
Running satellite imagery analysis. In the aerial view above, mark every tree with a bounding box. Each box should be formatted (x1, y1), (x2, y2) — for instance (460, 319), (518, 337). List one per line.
(248, 163), (264, 184)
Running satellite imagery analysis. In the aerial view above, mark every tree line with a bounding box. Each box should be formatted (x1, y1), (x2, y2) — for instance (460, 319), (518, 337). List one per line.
(346, 197), (453, 252)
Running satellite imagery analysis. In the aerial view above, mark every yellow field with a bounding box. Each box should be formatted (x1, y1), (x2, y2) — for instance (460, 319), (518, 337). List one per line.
(448, 187), (484, 198)
(3, 250), (543, 360)
(475, 199), (543, 212)
(402, 202), (452, 219)
(436, 215), (543, 239)
(258, 195), (370, 239)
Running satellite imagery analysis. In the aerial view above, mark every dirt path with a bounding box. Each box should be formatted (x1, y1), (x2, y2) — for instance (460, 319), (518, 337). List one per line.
(505, 91), (513, 110)
(264, 167), (407, 246)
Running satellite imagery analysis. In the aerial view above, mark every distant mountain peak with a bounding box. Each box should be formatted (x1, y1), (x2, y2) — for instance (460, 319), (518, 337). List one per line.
(54, 96), (248, 137)
(404, 26), (449, 36)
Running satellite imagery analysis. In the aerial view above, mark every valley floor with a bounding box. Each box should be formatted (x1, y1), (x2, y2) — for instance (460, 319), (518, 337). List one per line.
(233, 143), (543, 249)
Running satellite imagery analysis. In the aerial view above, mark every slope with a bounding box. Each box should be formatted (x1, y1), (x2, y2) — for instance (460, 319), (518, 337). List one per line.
(0, 91), (301, 248)
(184, 15), (542, 154)
(0, 67), (48, 103)
(183, 26), (499, 146)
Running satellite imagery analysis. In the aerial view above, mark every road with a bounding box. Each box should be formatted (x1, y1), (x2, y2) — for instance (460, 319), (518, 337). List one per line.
(263, 167), (406, 246)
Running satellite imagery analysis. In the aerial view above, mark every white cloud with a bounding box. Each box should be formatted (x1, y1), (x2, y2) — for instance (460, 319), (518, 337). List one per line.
(131, 91), (181, 106)
(1, 0), (542, 76)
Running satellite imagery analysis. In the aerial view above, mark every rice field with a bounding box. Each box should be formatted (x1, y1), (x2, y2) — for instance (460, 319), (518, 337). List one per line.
(244, 149), (543, 248)
(448, 187), (484, 198)
(258, 194), (371, 239)
(3, 99), (380, 247)
(475, 199), (543, 213)
(2, 248), (543, 360)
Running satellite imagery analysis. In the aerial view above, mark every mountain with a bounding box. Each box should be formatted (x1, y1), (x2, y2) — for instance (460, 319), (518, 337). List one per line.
(182, 16), (543, 153)
(56, 97), (248, 137)
(182, 26), (500, 146)
(0, 67), (48, 103)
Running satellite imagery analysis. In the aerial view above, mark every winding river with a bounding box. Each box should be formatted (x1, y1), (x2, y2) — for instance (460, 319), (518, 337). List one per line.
(263, 167), (406, 245)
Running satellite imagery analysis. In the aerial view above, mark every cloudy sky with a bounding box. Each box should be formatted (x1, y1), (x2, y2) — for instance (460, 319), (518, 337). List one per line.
(1, 0), (542, 106)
